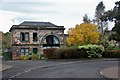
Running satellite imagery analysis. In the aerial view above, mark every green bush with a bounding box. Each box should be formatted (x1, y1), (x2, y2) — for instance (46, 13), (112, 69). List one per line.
(20, 54), (39, 60)
(28, 55), (32, 60)
(102, 51), (120, 58)
(40, 53), (46, 60)
(20, 55), (28, 60)
(3, 52), (12, 60)
(105, 44), (120, 51)
(43, 45), (104, 59)
(54, 47), (88, 59)
(31, 54), (39, 60)
(79, 44), (104, 58)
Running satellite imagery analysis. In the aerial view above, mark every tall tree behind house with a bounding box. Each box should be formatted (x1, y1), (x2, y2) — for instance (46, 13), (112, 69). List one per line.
(103, 1), (120, 46)
(83, 14), (91, 23)
(94, 1), (108, 33)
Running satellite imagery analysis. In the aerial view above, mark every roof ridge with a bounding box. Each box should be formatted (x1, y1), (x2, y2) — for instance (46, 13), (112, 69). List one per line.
(19, 21), (58, 27)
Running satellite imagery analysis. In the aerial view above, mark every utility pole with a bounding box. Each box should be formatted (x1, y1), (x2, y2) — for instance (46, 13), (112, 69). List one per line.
(38, 27), (41, 60)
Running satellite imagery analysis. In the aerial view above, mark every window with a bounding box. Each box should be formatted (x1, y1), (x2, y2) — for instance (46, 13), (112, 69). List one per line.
(33, 48), (38, 54)
(20, 48), (24, 55)
(43, 35), (60, 47)
(20, 48), (29, 55)
(33, 33), (38, 42)
(46, 35), (59, 44)
(54, 37), (59, 44)
(20, 32), (29, 42)
(46, 35), (53, 44)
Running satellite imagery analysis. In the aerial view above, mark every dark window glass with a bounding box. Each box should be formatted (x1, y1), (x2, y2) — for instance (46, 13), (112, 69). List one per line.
(43, 35), (60, 47)
(46, 35), (59, 45)
(20, 32), (29, 42)
(33, 48), (38, 54)
(46, 35), (53, 44)
(33, 33), (38, 41)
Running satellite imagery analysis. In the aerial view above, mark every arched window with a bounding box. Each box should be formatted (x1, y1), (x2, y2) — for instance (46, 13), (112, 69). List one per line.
(42, 35), (60, 47)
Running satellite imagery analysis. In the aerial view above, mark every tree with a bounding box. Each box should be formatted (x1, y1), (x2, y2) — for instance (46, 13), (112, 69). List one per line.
(67, 23), (100, 46)
(3, 32), (11, 48)
(103, 1), (120, 43)
(94, 1), (108, 33)
(83, 14), (91, 23)
(111, 1), (120, 34)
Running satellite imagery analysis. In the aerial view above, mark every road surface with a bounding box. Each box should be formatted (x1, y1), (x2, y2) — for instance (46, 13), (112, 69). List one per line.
(4, 60), (117, 78)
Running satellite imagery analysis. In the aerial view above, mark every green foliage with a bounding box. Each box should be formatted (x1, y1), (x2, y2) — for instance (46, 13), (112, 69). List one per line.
(105, 44), (120, 51)
(99, 35), (109, 48)
(112, 21), (120, 34)
(95, 1), (105, 22)
(20, 54), (39, 60)
(3, 52), (12, 60)
(3, 32), (11, 48)
(103, 1), (120, 39)
(43, 45), (105, 59)
(96, 1), (105, 12)
(94, 1), (108, 33)
(54, 47), (88, 59)
(31, 54), (39, 60)
(79, 44), (104, 58)
(109, 33), (120, 41)
(20, 55), (28, 60)
(83, 14), (91, 23)
(40, 53), (46, 60)
(102, 51), (120, 58)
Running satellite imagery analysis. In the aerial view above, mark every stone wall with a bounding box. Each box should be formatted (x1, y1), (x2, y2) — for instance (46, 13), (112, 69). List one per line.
(11, 29), (64, 45)
(11, 26), (64, 59)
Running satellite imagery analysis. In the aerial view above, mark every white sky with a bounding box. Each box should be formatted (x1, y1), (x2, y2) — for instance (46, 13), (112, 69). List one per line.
(0, 0), (118, 33)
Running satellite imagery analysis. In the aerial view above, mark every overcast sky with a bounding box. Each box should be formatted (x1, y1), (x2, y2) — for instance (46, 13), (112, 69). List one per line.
(0, 0), (119, 33)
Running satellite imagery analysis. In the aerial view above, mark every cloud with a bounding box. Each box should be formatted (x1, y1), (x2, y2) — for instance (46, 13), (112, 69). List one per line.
(1, 2), (57, 14)
(0, 0), (118, 33)
(0, 10), (25, 32)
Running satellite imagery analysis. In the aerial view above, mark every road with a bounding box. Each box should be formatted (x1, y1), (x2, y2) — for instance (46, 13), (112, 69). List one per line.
(2, 60), (118, 79)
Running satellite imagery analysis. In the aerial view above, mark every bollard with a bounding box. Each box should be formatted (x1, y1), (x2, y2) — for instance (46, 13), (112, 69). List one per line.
(46, 57), (48, 62)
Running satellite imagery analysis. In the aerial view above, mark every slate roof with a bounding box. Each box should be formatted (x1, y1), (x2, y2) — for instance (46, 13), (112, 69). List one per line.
(9, 21), (65, 32)
(19, 21), (57, 27)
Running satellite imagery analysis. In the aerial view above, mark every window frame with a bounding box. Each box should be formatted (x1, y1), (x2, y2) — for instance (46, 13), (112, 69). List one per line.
(33, 32), (38, 42)
(20, 48), (29, 55)
(20, 32), (29, 42)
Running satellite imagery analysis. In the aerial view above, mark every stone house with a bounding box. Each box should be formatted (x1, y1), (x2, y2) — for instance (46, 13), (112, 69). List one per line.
(9, 21), (65, 59)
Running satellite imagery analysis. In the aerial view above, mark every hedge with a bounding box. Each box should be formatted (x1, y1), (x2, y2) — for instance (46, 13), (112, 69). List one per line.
(44, 48), (56, 59)
(44, 45), (105, 59)
(44, 47), (88, 59)
(102, 50), (120, 58)
(3, 52), (12, 60)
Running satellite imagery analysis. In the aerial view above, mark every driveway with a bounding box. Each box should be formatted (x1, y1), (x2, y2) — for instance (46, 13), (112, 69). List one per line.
(2, 59), (118, 79)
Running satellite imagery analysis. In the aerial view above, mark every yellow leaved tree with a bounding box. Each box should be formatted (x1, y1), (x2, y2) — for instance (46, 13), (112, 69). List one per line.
(67, 23), (100, 46)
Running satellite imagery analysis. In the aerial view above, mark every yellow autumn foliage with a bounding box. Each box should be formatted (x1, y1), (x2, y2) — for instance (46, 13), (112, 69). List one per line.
(67, 23), (100, 46)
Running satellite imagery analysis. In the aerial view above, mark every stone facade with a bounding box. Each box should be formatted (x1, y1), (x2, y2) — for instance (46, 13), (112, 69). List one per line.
(10, 21), (65, 59)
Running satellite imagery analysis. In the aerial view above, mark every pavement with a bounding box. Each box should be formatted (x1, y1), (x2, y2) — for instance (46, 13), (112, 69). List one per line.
(0, 64), (12, 72)
(2, 58), (119, 79)
(100, 67), (119, 79)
